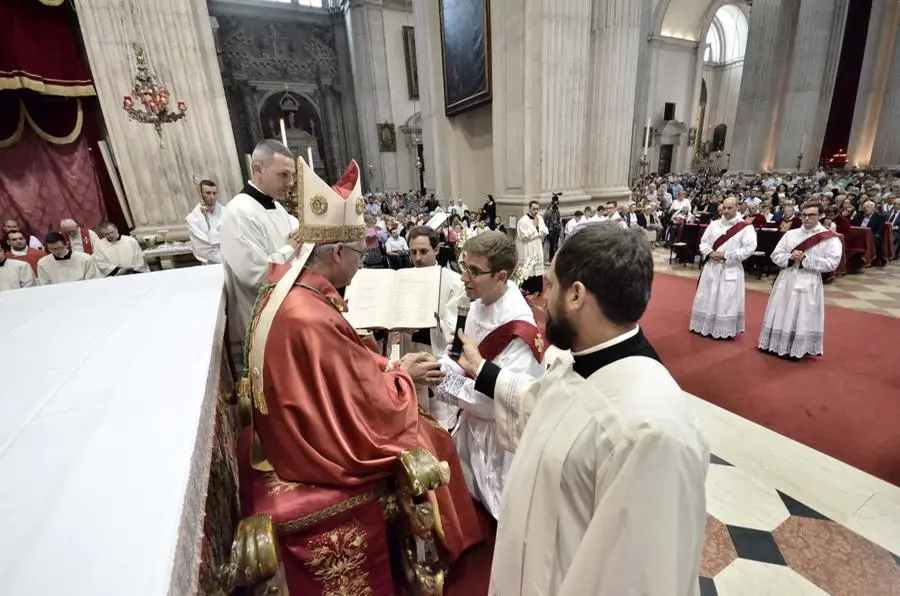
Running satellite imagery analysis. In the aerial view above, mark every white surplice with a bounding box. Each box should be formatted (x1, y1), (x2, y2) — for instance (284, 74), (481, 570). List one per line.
(690, 217), (757, 338)
(185, 202), (224, 264)
(399, 266), (466, 429)
(93, 236), (149, 276)
(0, 258), (35, 291)
(758, 224), (842, 358)
(432, 281), (544, 518)
(516, 214), (548, 278)
(489, 330), (709, 596)
(219, 188), (298, 344)
(36, 252), (100, 285)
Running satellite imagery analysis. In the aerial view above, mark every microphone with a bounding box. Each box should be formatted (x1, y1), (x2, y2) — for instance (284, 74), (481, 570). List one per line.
(448, 297), (471, 361)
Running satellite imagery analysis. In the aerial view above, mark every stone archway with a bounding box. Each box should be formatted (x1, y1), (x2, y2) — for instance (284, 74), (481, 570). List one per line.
(258, 91), (328, 179)
(399, 112), (424, 193)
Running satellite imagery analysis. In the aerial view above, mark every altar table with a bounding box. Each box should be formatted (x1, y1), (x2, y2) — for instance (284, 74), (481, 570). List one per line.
(0, 266), (236, 596)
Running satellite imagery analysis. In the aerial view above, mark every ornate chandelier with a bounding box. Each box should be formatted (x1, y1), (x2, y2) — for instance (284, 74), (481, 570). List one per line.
(122, 43), (186, 142)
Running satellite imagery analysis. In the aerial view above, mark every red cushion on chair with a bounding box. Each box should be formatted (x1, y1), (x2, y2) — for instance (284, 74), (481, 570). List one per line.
(236, 427), (396, 595)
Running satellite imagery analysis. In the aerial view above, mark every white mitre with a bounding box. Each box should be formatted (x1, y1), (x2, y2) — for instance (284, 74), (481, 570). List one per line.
(295, 157), (365, 243)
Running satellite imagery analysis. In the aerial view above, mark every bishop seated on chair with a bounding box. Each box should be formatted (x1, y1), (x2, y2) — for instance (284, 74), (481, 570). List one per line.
(235, 156), (484, 594)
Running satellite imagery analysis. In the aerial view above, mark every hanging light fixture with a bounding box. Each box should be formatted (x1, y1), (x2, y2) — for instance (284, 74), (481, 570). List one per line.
(121, 43), (187, 144)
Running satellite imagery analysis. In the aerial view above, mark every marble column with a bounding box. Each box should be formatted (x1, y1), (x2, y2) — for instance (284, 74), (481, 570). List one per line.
(74, 0), (242, 239)
(870, 22), (900, 166)
(322, 85), (349, 179)
(584, 0), (646, 202)
(774, 0), (849, 171)
(729, 0), (801, 172)
(343, 0), (399, 191)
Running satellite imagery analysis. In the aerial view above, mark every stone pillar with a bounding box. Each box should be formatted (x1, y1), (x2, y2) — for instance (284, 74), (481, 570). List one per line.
(871, 24), (900, 166)
(493, 0), (594, 216)
(344, 0), (399, 191)
(584, 0), (645, 202)
(729, 0), (801, 172)
(73, 0), (242, 239)
(322, 85), (349, 179)
(774, 0), (849, 171)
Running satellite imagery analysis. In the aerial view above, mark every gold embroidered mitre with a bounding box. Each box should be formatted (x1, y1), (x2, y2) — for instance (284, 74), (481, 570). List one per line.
(296, 158), (365, 243)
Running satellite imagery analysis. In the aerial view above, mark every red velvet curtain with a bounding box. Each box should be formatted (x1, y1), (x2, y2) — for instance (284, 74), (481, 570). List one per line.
(0, 1), (126, 245)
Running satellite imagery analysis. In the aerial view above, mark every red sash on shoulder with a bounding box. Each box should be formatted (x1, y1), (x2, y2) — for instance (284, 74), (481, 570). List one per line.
(793, 230), (839, 252)
(80, 227), (93, 254)
(712, 221), (751, 251)
(478, 320), (544, 363)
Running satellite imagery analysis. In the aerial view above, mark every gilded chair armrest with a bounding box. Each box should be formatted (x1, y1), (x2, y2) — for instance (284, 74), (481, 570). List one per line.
(218, 514), (283, 593)
(394, 447), (451, 497)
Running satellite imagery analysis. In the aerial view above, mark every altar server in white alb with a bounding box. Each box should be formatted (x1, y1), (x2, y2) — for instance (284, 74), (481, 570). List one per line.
(759, 200), (842, 360)
(0, 251), (35, 291)
(455, 225), (709, 595)
(432, 231), (545, 519)
(220, 140), (301, 344)
(93, 222), (149, 276)
(515, 200), (548, 295)
(37, 232), (101, 285)
(690, 197), (757, 338)
(186, 179), (224, 264)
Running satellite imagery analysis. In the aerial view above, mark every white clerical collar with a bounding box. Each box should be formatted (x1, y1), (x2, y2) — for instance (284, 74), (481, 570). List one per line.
(573, 325), (640, 357)
(721, 215), (740, 227)
(10, 248), (27, 256)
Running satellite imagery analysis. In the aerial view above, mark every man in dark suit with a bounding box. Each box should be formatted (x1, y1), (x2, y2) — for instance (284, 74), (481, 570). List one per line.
(852, 199), (887, 266)
(883, 195), (900, 260)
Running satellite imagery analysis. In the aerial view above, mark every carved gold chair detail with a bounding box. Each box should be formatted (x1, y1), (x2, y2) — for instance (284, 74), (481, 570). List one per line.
(225, 392), (452, 595)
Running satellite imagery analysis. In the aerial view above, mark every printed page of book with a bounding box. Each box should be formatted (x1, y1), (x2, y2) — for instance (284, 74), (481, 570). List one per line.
(389, 266), (442, 330)
(343, 269), (396, 330)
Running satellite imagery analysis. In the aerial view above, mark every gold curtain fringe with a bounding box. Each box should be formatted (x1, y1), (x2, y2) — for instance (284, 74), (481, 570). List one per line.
(0, 74), (96, 97)
(24, 98), (83, 145)
(0, 103), (26, 149)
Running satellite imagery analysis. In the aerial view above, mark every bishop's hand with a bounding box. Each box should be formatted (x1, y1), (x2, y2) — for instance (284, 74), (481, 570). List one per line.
(400, 352), (444, 386)
(288, 228), (303, 248)
(455, 330), (484, 378)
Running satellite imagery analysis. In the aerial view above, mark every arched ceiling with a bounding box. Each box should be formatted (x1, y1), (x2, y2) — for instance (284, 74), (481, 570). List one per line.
(658, 0), (750, 42)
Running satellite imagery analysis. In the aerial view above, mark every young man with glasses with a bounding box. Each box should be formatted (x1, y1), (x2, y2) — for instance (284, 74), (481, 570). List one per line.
(759, 200), (843, 360)
(432, 231), (545, 519)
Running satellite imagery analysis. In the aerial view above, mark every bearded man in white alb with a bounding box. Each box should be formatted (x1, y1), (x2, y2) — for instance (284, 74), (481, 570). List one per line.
(759, 200), (842, 360)
(432, 231), (544, 519)
(690, 197), (757, 338)
(454, 225), (708, 595)
(37, 232), (101, 285)
(219, 140), (301, 346)
(515, 200), (548, 295)
(93, 222), (149, 276)
(186, 179), (224, 264)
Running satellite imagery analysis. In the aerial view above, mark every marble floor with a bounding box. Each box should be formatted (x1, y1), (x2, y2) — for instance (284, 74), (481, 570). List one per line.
(652, 246), (900, 318)
(653, 250), (900, 593)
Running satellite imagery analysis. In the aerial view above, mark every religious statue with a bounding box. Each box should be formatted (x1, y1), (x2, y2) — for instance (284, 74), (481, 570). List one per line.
(288, 112), (296, 129)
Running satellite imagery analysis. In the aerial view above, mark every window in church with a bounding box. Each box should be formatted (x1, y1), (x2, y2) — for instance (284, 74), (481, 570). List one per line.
(297, 0), (324, 6)
(705, 3), (748, 65)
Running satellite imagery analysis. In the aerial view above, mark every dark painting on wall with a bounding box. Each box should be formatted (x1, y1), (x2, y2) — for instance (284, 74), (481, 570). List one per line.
(402, 26), (419, 100)
(439, 0), (491, 117)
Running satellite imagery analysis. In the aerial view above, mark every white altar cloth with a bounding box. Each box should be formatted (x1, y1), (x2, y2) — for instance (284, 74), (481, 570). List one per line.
(0, 266), (227, 596)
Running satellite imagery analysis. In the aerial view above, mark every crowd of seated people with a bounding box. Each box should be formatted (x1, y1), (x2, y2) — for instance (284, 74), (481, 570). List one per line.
(0, 217), (148, 291)
(623, 168), (899, 269)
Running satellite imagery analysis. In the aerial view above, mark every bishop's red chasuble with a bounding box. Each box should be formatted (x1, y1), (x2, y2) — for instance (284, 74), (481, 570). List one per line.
(252, 266), (484, 560)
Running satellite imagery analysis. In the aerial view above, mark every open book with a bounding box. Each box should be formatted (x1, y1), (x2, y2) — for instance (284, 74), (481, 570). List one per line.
(343, 266), (444, 330)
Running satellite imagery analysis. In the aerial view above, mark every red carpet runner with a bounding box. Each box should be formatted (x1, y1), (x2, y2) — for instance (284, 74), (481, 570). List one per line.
(643, 273), (900, 486)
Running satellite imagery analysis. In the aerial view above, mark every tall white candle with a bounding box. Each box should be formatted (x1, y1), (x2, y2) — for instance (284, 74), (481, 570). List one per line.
(307, 147), (313, 169)
(800, 135), (806, 155)
(643, 117), (651, 155)
(279, 118), (287, 146)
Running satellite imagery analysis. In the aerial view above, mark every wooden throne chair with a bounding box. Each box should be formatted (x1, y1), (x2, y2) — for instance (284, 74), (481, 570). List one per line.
(218, 394), (453, 595)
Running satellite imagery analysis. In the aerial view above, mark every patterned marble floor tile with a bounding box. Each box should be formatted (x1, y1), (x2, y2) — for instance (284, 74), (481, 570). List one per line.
(847, 291), (896, 300)
(844, 493), (900, 556)
(726, 525), (787, 566)
(773, 517), (900, 595)
(706, 466), (791, 531)
(712, 559), (829, 596)
(701, 515), (738, 578)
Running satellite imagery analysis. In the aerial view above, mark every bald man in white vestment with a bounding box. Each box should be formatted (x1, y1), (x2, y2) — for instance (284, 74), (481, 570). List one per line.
(37, 232), (101, 285)
(456, 226), (708, 596)
(220, 140), (301, 345)
(690, 197), (757, 338)
(0, 252), (35, 291)
(93, 222), (149, 276)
